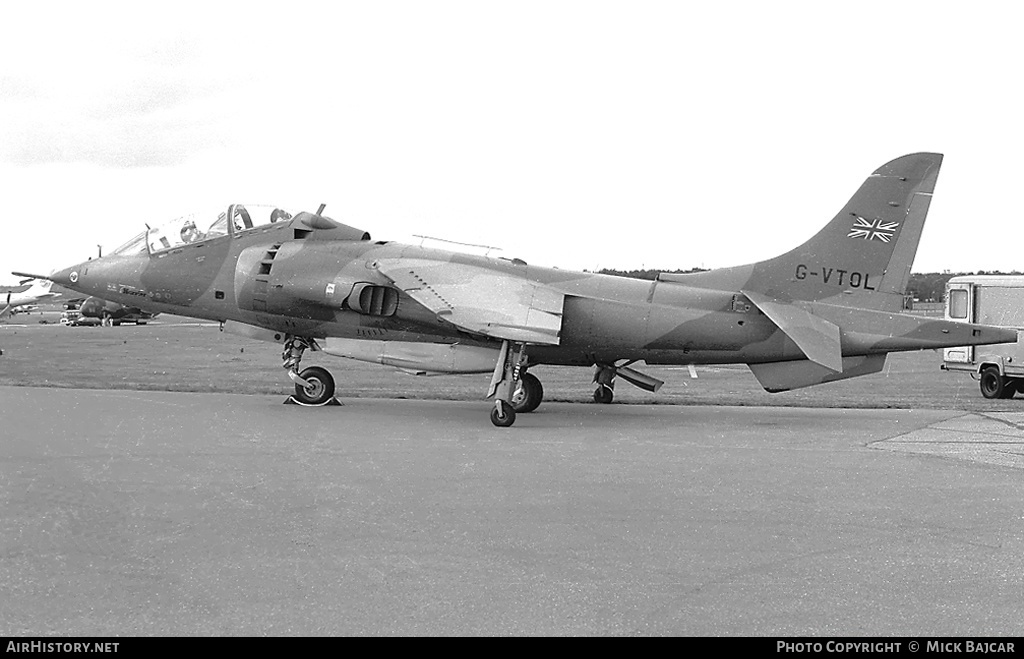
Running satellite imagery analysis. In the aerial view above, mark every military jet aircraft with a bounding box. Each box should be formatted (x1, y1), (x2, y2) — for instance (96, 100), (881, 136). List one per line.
(75, 296), (158, 326)
(1, 278), (59, 319)
(18, 153), (1018, 426)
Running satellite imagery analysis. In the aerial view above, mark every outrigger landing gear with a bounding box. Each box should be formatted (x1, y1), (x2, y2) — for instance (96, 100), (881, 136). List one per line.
(593, 364), (616, 404)
(488, 340), (529, 427)
(282, 336), (341, 407)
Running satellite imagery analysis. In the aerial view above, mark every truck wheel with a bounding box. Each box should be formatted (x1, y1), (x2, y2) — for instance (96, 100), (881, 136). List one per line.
(980, 367), (1005, 399)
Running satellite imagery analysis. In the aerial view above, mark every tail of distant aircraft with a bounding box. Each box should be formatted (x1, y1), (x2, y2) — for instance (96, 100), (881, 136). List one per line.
(26, 278), (54, 296)
(670, 153), (942, 312)
(0, 278), (58, 319)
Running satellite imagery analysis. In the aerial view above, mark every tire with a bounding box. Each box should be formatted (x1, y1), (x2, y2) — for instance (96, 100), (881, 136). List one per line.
(293, 366), (336, 405)
(511, 372), (543, 413)
(980, 366), (1005, 400)
(593, 385), (614, 404)
(490, 400), (516, 427)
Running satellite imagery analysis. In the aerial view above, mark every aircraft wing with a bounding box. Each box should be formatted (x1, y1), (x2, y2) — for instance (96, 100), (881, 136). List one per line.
(375, 259), (564, 344)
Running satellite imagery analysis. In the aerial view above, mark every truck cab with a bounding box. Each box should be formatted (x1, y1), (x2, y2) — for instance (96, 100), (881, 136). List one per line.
(942, 275), (1024, 398)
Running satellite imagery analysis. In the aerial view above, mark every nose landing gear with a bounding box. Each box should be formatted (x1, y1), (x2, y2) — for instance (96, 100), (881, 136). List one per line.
(282, 336), (341, 406)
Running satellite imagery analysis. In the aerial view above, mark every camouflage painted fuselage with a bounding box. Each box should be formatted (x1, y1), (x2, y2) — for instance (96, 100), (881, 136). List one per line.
(42, 153), (1018, 395)
(48, 214), (1006, 369)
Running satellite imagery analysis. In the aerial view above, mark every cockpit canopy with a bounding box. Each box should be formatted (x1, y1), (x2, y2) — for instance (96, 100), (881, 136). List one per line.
(110, 204), (371, 257)
(111, 204), (295, 257)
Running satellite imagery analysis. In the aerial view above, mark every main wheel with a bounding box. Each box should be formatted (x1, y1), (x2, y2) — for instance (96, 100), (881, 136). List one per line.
(980, 366), (1005, 400)
(293, 366), (336, 405)
(490, 400), (517, 427)
(511, 372), (544, 413)
(593, 384), (614, 404)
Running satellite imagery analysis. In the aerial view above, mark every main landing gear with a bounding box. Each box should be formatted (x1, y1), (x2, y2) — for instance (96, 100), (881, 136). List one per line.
(511, 372), (544, 414)
(593, 364), (616, 404)
(488, 340), (544, 427)
(282, 336), (340, 406)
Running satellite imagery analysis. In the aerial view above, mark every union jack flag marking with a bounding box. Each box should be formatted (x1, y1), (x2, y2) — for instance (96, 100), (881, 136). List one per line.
(848, 216), (899, 242)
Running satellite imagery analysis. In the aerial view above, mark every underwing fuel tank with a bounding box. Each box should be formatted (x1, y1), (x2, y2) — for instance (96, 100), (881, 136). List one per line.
(323, 338), (500, 374)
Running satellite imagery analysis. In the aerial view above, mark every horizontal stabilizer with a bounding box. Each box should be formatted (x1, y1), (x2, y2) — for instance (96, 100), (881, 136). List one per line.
(749, 354), (888, 392)
(616, 365), (665, 393)
(742, 290), (842, 372)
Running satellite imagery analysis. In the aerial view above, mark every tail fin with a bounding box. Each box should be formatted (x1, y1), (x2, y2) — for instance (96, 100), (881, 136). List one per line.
(665, 153), (942, 311)
(23, 279), (54, 297)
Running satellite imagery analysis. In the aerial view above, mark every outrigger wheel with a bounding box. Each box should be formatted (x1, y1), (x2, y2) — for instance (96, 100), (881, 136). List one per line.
(490, 399), (516, 427)
(292, 366), (336, 406)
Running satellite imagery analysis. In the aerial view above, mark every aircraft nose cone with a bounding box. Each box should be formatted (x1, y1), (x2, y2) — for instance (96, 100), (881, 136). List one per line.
(49, 263), (87, 290)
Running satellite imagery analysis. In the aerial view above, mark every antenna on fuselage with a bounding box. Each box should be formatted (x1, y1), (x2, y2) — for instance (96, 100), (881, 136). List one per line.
(316, 203), (326, 215)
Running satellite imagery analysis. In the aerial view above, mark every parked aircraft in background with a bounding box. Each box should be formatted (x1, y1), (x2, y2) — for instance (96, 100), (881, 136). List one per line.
(18, 153), (1018, 426)
(78, 296), (158, 326)
(62, 296), (159, 325)
(1, 278), (59, 319)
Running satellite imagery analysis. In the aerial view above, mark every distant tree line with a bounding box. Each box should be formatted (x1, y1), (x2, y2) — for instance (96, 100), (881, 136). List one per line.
(594, 267), (709, 281)
(596, 269), (1024, 303)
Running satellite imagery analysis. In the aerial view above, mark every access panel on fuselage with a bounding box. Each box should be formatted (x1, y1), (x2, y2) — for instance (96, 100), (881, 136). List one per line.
(141, 237), (234, 307)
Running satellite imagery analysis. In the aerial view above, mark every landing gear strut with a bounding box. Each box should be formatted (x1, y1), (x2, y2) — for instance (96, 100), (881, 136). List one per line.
(282, 336), (339, 406)
(593, 364), (616, 404)
(488, 340), (529, 427)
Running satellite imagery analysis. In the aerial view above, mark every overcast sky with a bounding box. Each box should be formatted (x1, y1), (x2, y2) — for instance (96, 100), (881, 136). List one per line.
(2, 1), (1022, 284)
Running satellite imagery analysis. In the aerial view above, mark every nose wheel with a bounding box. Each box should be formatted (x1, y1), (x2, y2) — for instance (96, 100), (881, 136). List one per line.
(282, 336), (342, 407)
(292, 366), (336, 406)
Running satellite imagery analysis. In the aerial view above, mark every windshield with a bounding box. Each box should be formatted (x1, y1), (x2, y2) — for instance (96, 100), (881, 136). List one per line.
(110, 230), (148, 256)
(145, 204), (293, 253)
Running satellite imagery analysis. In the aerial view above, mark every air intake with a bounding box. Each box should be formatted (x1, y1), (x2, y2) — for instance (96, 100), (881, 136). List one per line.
(347, 283), (399, 317)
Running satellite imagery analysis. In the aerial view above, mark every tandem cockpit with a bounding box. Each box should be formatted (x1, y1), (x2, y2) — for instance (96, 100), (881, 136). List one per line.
(110, 204), (295, 257)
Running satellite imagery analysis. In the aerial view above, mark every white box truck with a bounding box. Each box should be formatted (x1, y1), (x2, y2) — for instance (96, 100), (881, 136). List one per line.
(941, 275), (1024, 398)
